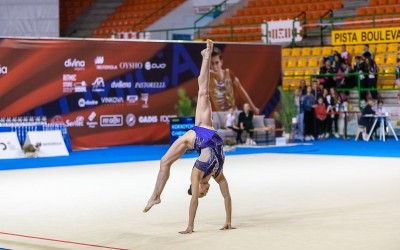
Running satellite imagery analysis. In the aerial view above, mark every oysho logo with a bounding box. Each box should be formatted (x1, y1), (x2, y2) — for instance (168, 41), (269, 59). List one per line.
(101, 97), (124, 104)
(65, 116), (85, 127)
(144, 61), (167, 70)
(100, 115), (123, 127)
(92, 77), (105, 92)
(94, 56), (105, 65)
(126, 113), (136, 127)
(78, 98), (99, 108)
(119, 62), (143, 69)
(138, 115), (158, 123)
(64, 58), (85, 71)
(0, 65), (8, 75)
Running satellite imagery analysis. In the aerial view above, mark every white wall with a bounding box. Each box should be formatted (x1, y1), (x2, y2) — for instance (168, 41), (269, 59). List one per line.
(0, 0), (59, 37)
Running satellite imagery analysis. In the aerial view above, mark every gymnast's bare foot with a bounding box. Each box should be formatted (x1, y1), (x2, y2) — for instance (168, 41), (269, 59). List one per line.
(201, 39), (213, 58)
(143, 196), (161, 212)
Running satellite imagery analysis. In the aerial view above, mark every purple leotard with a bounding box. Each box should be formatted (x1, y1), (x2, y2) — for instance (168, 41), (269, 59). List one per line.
(191, 126), (225, 178)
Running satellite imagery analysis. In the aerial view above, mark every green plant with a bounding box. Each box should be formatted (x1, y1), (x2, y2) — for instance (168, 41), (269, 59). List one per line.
(223, 137), (236, 146)
(23, 143), (41, 154)
(175, 88), (195, 117)
(273, 86), (298, 133)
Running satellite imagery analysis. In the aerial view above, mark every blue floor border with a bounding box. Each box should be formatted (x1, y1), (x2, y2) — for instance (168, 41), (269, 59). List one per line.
(1, 138), (399, 171)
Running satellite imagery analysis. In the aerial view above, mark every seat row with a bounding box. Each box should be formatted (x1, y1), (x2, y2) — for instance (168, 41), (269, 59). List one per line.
(248, 0), (341, 7)
(283, 44), (399, 57)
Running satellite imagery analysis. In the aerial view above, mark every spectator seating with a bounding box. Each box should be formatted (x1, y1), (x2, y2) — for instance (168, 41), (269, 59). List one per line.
(60, 0), (94, 35)
(282, 43), (400, 90)
(93, 0), (185, 38)
(204, 0), (343, 42)
(344, 0), (400, 29)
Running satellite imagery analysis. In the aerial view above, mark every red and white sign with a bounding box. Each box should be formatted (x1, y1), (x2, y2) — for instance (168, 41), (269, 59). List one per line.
(262, 19), (302, 44)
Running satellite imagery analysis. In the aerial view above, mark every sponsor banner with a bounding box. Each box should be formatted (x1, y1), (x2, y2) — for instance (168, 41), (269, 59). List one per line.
(126, 95), (139, 105)
(111, 80), (131, 88)
(24, 131), (69, 157)
(65, 115), (85, 127)
(125, 113), (136, 127)
(0, 38), (281, 149)
(332, 27), (400, 45)
(94, 56), (118, 70)
(0, 65), (8, 75)
(92, 77), (105, 92)
(262, 19), (302, 44)
(144, 61), (167, 70)
(135, 82), (166, 89)
(0, 132), (24, 159)
(101, 97), (125, 104)
(119, 61), (143, 69)
(86, 111), (98, 128)
(78, 98), (99, 108)
(100, 115), (123, 127)
(64, 58), (85, 71)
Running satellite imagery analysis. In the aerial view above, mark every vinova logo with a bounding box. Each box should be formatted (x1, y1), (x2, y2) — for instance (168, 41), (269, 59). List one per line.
(78, 98), (99, 108)
(100, 115), (123, 127)
(92, 77), (105, 92)
(94, 56), (118, 70)
(101, 97), (124, 104)
(144, 61), (167, 70)
(0, 65), (8, 75)
(64, 58), (85, 71)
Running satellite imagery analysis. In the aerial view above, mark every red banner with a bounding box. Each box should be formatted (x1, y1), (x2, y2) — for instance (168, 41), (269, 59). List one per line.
(0, 38), (281, 149)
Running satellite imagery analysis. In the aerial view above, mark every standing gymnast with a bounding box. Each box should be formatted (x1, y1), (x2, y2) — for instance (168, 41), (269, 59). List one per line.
(143, 39), (235, 234)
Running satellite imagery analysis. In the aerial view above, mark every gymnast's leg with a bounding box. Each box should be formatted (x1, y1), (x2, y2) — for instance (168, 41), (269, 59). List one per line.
(195, 39), (213, 128)
(143, 131), (195, 212)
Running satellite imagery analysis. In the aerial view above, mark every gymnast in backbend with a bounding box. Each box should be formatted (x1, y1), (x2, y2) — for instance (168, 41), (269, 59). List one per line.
(143, 39), (235, 234)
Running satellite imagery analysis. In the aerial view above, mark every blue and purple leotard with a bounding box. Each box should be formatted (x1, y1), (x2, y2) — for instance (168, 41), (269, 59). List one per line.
(191, 126), (225, 178)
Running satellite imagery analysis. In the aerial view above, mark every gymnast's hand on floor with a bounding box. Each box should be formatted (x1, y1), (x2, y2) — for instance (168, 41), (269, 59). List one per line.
(220, 223), (236, 230)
